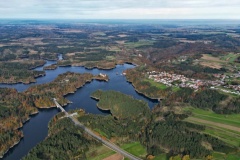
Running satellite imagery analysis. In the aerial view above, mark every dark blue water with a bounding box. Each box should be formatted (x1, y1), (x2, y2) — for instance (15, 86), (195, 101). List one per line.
(1, 61), (158, 160)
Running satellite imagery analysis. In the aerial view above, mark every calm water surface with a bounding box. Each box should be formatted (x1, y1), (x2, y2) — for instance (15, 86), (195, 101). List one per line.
(1, 60), (158, 160)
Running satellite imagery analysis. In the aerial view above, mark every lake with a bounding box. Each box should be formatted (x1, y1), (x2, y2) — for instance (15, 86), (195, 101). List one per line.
(0, 59), (158, 160)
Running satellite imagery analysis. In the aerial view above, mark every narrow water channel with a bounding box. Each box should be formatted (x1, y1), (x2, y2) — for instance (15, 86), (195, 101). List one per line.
(1, 59), (158, 160)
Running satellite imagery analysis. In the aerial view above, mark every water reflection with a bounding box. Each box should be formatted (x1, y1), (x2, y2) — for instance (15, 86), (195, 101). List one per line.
(1, 62), (158, 160)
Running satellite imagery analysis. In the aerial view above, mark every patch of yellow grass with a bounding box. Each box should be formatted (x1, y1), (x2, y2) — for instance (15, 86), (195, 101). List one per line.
(201, 54), (224, 63)
(199, 54), (225, 69)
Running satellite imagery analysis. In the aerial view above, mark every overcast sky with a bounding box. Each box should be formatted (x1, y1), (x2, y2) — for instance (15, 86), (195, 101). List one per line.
(0, 0), (239, 19)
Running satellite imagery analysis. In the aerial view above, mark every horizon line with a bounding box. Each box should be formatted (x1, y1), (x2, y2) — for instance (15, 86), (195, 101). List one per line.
(0, 18), (240, 20)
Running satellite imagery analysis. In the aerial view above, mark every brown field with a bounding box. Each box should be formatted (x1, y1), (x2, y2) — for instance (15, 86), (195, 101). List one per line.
(200, 61), (222, 69)
(201, 54), (224, 62)
(199, 54), (225, 69)
(103, 153), (124, 160)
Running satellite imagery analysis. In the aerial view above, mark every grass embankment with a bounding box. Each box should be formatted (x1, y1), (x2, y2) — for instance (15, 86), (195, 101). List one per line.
(144, 79), (168, 90)
(184, 107), (240, 147)
(144, 78), (180, 92)
(121, 142), (147, 158)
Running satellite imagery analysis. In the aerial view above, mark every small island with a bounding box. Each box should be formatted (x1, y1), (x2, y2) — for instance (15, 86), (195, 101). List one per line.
(43, 64), (58, 70)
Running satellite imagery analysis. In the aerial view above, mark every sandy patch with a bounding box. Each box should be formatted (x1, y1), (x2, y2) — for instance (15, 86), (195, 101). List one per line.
(103, 153), (124, 160)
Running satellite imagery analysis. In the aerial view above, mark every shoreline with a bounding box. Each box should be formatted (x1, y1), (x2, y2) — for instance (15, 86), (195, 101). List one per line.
(90, 96), (112, 114)
(1, 64), (123, 158)
(0, 137), (23, 159)
(126, 79), (161, 101)
(0, 73), (45, 85)
(0, 109), (39, 158)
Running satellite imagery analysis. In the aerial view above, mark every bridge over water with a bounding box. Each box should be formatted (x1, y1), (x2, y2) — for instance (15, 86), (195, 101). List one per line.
(53, 98), (142, 160)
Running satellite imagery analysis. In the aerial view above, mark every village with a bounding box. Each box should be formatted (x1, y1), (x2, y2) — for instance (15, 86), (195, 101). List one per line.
(147, 71), (240, 95)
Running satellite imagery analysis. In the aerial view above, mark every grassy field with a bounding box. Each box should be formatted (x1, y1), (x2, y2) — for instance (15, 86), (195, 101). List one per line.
(86, 145), (115, 160)
(184, 107), (240, 124)
(212, 152), (240, 160)
(183, 107), (240, 147)
(124, 40), (154, 48)
(106, 56), (116, 60)
(221, 53), (239, 63)
(86, 141), (146, 160)
(145, 78), (180, 92)
(121, 142), (147, 159)
(153, 153), (168, 160)
(145, 79), (168, 90)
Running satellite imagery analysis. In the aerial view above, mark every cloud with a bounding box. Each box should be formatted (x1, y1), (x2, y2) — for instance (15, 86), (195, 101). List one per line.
(0, 0), (239, 19)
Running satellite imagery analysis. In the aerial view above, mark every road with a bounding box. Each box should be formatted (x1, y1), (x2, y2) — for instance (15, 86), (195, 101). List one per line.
(53, 99), (142, 160)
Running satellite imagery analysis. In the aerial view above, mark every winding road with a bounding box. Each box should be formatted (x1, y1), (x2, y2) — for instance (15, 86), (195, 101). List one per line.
(53, 98), (142, 160)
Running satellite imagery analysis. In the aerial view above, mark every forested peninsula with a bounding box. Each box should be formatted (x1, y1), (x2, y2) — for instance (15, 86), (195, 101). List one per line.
(0, 72), (108, 158)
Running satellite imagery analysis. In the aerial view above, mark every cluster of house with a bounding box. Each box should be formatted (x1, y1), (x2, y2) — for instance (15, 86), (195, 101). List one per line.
(147, 71), (204, 90)
(213, 73), (240, 94)
(225, 85), (240, 91)
(147, 71), (240, 95)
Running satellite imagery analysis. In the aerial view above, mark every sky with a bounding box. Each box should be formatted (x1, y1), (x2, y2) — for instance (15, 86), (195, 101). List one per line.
(0, 0), (239, 19)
